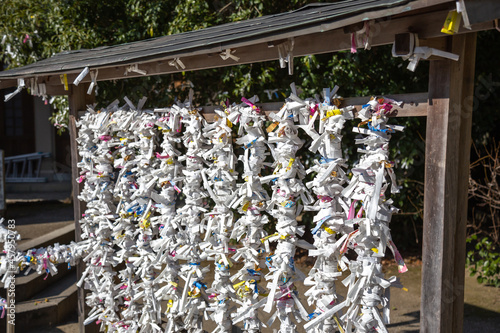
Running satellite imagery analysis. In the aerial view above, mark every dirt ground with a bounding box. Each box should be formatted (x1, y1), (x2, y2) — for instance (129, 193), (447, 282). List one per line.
(31, 262), (500, 333)
(3, 199), (499, 333)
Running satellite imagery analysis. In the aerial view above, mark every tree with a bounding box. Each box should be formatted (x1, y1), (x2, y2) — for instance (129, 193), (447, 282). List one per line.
(2, 0), (499, 254)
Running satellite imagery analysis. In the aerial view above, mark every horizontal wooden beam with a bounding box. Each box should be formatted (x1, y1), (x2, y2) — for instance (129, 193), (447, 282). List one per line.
(195, 92), (427, 122)
(0, 7), (494, 91)
(45, 84), (68, 96)
(73, 92), (428, 121)
(2, 0), (453, 87)
(47, 10), (493, 86)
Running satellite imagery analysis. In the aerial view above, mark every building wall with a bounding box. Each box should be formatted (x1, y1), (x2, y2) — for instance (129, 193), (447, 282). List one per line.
(2, 92), (71, 194)
(33, 97), (55, 155)
(33, 97), (57, 180)
(0, 89), (34, 156)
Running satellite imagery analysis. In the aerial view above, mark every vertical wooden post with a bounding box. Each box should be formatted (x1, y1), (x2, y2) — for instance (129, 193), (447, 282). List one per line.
(0, 150), (5, 217)
(2, 150), (11, 333)
(452, 32), (477, 333)
(421, 33), (477, 333)
(6, 210), (14, 333)
(68, 83), (97, 333)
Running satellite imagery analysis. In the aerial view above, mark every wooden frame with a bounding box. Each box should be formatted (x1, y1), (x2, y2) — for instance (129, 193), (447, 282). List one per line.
(421, 33), (477, 333)
(32, 8), (490, 88)
(68, 84), (97, 333)
(0, 3), (494, 91)
(65, 41), (475, 332)
(0, 1), (495, 332)
(54, 27), (479, 333)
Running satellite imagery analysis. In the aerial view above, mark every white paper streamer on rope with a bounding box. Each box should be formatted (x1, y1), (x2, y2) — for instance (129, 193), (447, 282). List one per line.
(339, 97), (407, 332)
(202, 102), (239, 333)
(0, 218), (84, 284)
(262, 87), (314, 333)
(220, 49), (240, 62)
(129, 106), (164, 332)
(76, 101), (172, 332)
(277, 38), (295, 75)
(148, 106), (185, 332)
(124, 64), (148, 76)
(4, 78), (25, 102)
(350, 21), (373, 53)
(87, 69), (98, 95)
(230, 96), (270, 333)
(174, 99), (211, 332)
(76, 106), (125, 331)
(169, 58), (186, 70)
(73, 66), (90, 86)
(0, 91), (411, 333)
(302, 88), (354, 333)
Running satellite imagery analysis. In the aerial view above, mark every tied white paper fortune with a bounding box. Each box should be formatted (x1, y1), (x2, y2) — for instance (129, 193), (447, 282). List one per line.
(173, 99), (211, 333)
(76, 100), (174, 332)
(0, 91), (412, 333)
(336, 97), (408, 333)
(0, 226), (89, 325)
(0, 218), (88, 321)
(201, 102), (239, 333)
(261, 90), (315, 333)
(149, 106), (184, 333)
(0, 218), (84, 286)
(301, 87), (355, 333)
(230, 97), (271, 333)
(113, 96), (209, 333)
(78, 107), (124, 330)
(76, 106), (123, 330)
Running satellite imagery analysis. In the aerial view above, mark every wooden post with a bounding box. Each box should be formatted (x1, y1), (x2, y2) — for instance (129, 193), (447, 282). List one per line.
(0, 150), (4, 218)
(6, 210), (14, 333)
(68, 83), (98, 333)
(421, 32), (477, 333)
(452, 32), (477, 333)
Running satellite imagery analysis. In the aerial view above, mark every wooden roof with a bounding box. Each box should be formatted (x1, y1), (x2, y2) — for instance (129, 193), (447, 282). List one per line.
(0, 0), (497, 93)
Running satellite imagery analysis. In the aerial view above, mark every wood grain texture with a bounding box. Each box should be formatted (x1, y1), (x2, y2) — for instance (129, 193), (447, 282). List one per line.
(68, 84), (98, 333)
(197, 92), (428, 122)
(68, 114), (86, 333)
(422, 59), (454, 331)
(421, 33), (475, 333)
(0, 6), (494, 90)
(452, 32), (477, 333)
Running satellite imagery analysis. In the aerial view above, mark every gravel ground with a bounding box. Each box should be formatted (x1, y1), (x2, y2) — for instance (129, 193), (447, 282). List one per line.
(4, 199), (499, 333)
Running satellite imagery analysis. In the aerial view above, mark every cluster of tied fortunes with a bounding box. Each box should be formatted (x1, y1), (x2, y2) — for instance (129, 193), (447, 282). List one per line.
(0, 86), (408, 333)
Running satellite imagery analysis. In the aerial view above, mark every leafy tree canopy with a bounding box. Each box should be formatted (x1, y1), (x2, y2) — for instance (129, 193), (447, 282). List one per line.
(2, 0), (499, 252)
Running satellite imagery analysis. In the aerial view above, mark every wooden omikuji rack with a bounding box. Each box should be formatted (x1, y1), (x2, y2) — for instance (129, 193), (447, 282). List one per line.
(1, 1), (499, 332)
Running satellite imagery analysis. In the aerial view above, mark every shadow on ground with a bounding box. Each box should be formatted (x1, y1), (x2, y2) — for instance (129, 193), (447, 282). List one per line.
(2, 199), (499, 333)
(387, 304), (500, 332)
(387, 310), (419, 331)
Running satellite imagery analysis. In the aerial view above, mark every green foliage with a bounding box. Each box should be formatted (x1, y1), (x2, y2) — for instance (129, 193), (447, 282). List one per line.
(6, 0), (500, 256)
(471, 31), (500, 148)
(1, 0), (323, 128)
(1, 0), (177, 65)
(47, 96), (70, 135)
(1, 0), (428, 244)
(463, 31), (500, 287)
(466, 235), (500, 287)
